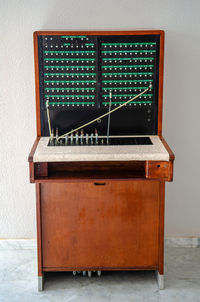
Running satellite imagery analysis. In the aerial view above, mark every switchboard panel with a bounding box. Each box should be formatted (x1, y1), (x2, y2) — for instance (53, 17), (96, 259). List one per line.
(37, 33), (160, 137)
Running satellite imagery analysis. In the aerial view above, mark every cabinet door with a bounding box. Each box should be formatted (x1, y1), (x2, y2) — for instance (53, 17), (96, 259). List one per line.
(41, 181), (160, 269)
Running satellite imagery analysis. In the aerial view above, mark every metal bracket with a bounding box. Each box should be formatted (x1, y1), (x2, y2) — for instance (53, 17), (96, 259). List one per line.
(38, 275), (44, 291)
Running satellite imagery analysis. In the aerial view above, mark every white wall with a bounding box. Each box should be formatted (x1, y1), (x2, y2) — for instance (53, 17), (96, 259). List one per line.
(0, 0), (200, 238)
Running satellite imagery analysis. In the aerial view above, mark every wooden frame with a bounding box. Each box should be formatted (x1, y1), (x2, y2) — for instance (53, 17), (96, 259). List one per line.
(33, 30), (165, 137)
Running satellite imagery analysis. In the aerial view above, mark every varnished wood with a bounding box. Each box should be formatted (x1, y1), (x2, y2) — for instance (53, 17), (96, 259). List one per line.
(29, 162), (35, 183)
(31, 159), (173, 182)
(43, 266), (156, 272)
(33, 176), (171, 183)
(48, 160), (145, 173)
(34, 30), (164, 36)
(168, 161), (174, 182)
(157, 31), (164, 136)
(33, 33), (41, 137)
(35, 162), (48, 177)
(34, 161), (145, 180)
(29, 138), (39, 183)
(160, 136), (175, 161)
(36, 184), (43, 277)
(145, 161), (173, 181)
(158, 182), (165, 275)
(28, 137), (39, 162)
(41, 181), (160, 269)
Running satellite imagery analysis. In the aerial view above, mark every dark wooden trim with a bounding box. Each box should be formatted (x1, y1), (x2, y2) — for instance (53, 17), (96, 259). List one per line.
(33, 32), (41, 137)
(28, 137), (40, 183)
(29, 162), (34, 183)
(160, 136), (175, 161)
(168, 161), (174, 182)
(157, 31), (164, 136)
(43, 266), (157, 272)
(35, 162), (48, 177)
(158, 181), (165, 275)
(36, 184), (43, 277)
(30, 159), (173, 183)
(28, 137), (40, 162)
(34, 30), (164, 36)
(32, 176), (172, 184)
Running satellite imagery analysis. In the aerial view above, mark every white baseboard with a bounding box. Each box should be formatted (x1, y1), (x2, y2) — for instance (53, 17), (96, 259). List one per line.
(0, 239), (36, 250)
(0, 237), (199, 250)
(165, 237), (200, 248)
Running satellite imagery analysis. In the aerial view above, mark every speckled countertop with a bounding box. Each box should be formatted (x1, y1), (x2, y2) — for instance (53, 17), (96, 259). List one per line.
(33, 136), (169, 162)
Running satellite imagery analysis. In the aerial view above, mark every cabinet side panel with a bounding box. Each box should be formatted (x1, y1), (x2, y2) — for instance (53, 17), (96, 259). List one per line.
(36, 184), (43, 276)
(158, 181), (165, 274)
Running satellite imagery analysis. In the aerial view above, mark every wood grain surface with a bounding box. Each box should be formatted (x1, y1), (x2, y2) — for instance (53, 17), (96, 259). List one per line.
(41, 181), (160, 270)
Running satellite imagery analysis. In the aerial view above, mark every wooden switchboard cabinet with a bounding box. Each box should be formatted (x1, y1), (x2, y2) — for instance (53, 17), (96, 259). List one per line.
(29, 30), (174, 291)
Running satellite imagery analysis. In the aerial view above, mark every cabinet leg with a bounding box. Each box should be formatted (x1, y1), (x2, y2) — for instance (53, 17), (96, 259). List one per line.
(38, 275), (44, 291)
(155, 270), (164, 290)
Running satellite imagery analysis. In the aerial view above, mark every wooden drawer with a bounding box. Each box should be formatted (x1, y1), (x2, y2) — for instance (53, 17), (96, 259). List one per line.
(145, 161), (173, 181)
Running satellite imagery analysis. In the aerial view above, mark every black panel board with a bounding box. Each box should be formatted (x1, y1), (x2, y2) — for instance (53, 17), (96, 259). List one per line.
(37, 34), (160, 136)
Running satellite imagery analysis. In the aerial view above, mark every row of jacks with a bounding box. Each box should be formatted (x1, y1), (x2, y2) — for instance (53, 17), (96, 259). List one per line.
(64, 128), (98, 145)
(49, 128), (100, 146)
(72, 271), (101, 277)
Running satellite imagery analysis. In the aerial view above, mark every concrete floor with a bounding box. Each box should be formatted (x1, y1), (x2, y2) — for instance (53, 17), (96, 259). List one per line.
(0, 247), (199, 302)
